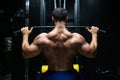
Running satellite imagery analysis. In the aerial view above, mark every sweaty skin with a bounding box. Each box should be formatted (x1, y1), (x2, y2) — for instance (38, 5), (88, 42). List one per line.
(21, 21), (99, 71)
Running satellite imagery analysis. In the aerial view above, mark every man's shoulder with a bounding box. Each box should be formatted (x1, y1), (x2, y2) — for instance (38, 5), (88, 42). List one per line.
(72, 32), (80, 36)
(72, 32), (83, 38)
(35, 33), (48, 39)
(39, 33), (48, 37)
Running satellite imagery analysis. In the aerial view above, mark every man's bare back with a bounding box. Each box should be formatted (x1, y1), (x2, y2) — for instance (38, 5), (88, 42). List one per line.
(33, 24), (82, 71)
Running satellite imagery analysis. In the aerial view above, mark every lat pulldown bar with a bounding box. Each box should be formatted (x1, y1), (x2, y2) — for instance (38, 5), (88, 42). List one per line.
(13, 26), (106, 34)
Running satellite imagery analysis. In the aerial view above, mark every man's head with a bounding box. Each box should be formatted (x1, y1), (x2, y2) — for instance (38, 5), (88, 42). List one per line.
(52, 8), (68, 22)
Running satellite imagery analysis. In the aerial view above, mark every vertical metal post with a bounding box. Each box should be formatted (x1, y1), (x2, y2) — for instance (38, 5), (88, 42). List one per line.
(63, 0), (66, 9)
(25, 0), (29, 80)
(40, 0), (46, 26)
(54, 0), (57, 9)
(74, 0), (80, 26)
(25, 0), (30, 26)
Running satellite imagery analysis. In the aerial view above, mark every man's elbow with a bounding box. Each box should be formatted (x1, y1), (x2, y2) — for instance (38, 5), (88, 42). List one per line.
(84, 49), (97, 58)
(88, 51), (97, 58)
(89, 48), (97, 57)
(22, 51), (32, 59)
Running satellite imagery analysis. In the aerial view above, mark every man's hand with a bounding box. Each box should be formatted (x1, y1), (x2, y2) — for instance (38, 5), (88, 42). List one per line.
(86, 26), (99, 34)
(21, 27), (33, 35)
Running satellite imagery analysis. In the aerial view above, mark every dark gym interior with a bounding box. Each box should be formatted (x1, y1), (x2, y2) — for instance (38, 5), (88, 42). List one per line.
(0, 0), (119, 80)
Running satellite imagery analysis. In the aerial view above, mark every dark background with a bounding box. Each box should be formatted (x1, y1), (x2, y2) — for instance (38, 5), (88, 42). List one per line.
(0, 0), (119, 80)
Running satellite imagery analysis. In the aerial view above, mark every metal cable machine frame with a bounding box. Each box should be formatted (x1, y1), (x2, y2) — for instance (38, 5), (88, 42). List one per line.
(74, 0), (80, 26)
(54, 0), (80, 25)
(54, 0), (66, 9)
(40, 0), (46, 26)
(24, 0), (29, 80)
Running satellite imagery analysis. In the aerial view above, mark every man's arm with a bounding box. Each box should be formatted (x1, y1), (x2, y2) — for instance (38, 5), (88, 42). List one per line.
(21, 27), (41, 59)
(78, 26), (99, 58)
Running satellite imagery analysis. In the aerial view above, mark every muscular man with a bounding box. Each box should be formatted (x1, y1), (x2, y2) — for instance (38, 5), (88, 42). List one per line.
(21, 8), (99, 80)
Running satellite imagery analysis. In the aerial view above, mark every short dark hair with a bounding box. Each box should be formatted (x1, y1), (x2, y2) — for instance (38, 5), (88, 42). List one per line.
(52, 8), (68, 21)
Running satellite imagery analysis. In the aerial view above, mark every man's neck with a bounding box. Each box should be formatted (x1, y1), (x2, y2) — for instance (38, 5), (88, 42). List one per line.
(54, 21), (66, 29)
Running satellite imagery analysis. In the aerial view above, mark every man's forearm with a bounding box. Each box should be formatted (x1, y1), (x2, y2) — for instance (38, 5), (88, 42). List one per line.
(22, 34), (30, 52)
(90, 34), (98, 54)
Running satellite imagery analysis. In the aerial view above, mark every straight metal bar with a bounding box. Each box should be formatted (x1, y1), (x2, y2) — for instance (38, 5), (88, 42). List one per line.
(14, 26), (106, 33)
